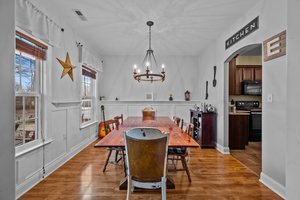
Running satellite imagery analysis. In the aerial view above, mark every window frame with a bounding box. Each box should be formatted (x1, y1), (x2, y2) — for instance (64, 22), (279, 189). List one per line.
(81, 66), (97, 127)
(15, 50), (43, 152)
(14, 30), (47, 154)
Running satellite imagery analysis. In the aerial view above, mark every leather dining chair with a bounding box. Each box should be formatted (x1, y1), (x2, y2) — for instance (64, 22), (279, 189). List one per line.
(124, 127), (169, 200)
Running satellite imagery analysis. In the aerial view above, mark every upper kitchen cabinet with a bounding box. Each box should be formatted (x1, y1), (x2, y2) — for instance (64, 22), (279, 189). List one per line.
(254, 68), (262, 80)
(241, 67), (262, 81)
(229, 56), (262, 95)
(229, 57), (242, 95)
(242, 68), (254, 80)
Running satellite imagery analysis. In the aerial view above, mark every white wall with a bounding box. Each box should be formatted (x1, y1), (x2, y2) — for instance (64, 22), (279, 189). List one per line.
(197, 0), (287, 197)
(99, 55), (200, 101)
(0, 0), (15, 199)
(15, 1), (101, 198)
(286, 0), (300, 199)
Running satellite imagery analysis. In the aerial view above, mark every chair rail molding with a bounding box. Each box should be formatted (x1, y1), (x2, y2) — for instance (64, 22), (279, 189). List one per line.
(99, 100), (201, 124)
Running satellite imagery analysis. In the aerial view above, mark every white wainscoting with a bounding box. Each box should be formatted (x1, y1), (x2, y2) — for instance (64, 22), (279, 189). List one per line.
(16, 104), (98, 198)
(99, 100), (201, 123)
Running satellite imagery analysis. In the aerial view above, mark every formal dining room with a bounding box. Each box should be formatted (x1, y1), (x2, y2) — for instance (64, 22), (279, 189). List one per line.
(1, 0), (300, 199)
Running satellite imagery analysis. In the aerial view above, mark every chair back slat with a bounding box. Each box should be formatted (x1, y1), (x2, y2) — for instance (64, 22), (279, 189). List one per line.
(182, 122), (194, 137)
(114, 114), (123, 126)
(104, 119), (118, 133)
(173, 116), (184, 129)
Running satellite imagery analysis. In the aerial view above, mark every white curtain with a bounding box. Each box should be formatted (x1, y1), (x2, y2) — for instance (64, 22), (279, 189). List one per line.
(15, 0), (62, 47)
(82, 46), (103, 72)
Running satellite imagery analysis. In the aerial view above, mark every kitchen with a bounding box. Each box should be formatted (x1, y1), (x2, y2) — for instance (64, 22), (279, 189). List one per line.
(228, 44), (262, 176)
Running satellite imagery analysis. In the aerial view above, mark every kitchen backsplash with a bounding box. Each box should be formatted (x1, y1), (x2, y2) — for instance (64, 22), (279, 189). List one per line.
(229, 95), (262, 108)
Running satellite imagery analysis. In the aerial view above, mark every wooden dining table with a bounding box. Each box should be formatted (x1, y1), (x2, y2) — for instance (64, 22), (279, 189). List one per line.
(94, 116), (200, 189)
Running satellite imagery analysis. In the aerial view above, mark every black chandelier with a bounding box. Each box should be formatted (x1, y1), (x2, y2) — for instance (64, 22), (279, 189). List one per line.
(133, 21), (165, 83)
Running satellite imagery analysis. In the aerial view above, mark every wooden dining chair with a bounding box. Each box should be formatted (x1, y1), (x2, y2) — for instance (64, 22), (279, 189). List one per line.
(168, 122), (194, 182)
(173, 116), (183, 129)
(124, 128), (169, 200)
(114, 114), (123, 126)
(113, 114), (125, 166)
(102, 119), (125, 173)
(182, 122), (194, 137)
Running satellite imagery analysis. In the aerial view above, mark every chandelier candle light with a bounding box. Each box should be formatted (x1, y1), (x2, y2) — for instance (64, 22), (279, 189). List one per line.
(133, 21), (165, 83)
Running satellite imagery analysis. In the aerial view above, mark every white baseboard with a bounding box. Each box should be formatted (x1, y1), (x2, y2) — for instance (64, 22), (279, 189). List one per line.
(260, 172), (286, 199)
(216, 143), (230, 154)
(16, 135), (97, 199)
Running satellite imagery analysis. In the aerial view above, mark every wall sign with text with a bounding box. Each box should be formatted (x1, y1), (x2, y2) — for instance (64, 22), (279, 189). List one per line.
(263, 30), (286, 62)
(225, 16), (259, 50)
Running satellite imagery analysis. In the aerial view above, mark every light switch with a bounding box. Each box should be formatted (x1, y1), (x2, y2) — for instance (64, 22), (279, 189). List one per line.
(267, 94), (273, 102)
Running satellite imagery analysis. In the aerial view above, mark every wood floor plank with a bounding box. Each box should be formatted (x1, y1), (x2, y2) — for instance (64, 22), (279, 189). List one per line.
(19, 140), (281, 200)
(231, 142), (262, 176)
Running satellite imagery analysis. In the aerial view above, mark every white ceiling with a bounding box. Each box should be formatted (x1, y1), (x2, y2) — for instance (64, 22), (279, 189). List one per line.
(32, 0), (261, 56)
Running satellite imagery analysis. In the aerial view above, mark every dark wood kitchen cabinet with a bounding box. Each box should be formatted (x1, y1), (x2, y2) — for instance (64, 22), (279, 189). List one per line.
(254, 67), (262, 80)
(229, 58), (242, 95)
(190, 109), (216, 148)
(229, 114), (249, 149)
(242, 68), (254, 80)
(241, 66), (262, 81)
(229, 56), (262, 95)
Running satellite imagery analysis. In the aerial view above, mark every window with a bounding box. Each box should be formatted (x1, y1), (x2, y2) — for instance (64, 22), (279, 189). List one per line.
(15, 31), (47, 147)
(81, 66), (96, 125)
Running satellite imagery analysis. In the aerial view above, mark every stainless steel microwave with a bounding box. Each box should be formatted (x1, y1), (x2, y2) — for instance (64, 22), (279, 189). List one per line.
(242, 80), (262, 96)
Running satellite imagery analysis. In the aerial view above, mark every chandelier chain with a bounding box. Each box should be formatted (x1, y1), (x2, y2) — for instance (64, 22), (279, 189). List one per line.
(149, 25), (151, 50)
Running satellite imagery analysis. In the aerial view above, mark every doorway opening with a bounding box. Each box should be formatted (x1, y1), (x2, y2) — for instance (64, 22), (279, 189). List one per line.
(225, 44), (262, 176)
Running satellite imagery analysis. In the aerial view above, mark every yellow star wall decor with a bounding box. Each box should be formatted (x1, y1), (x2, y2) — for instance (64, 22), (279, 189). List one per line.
(56, 52), (75, 81)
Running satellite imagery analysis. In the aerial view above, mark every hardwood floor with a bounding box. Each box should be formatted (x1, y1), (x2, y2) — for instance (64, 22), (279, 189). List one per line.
(231, 142), (262, 176)
(20, 140), (281, 200)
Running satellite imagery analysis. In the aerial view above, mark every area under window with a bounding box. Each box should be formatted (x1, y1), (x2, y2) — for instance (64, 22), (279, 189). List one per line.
(81, 66), (97, 125)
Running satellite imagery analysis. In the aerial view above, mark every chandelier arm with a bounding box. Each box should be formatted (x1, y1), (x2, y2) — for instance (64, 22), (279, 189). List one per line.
(142, 51), (149, 67)
(151, 52), (159, 69)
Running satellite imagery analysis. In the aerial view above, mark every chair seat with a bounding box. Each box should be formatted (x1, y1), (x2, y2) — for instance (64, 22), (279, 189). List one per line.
(168, 147), (187, 155)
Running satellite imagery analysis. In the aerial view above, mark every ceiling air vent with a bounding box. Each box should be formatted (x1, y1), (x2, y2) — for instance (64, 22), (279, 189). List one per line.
(72, 9), (87, 21)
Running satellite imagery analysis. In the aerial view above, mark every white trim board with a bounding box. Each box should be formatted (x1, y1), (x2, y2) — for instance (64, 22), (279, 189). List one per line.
(16, 135), (97, 199)
(216, 143), (230, 154)
(260, 172), (286, 199)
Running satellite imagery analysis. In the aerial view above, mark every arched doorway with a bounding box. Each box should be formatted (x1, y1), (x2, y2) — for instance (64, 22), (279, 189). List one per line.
(224, 43), (263, 176)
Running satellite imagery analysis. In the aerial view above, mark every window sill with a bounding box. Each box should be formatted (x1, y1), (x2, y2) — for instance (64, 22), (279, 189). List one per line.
(80, 121), (98, 129)
(15, 139), (53, 158)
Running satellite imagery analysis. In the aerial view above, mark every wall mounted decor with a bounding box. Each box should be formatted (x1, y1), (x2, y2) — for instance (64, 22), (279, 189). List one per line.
(185, 90), (190, 101)
(213, 66), (217, 87)
(225, 16), (259, 49)
(263, 30), (286, 62)
(205, 81), (209, 100)
(56, 52), (75, 81)
(145, 92), (154, 101)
